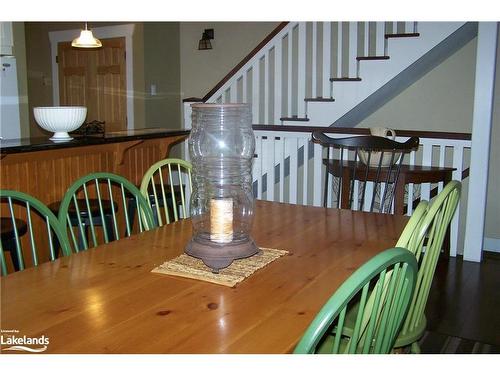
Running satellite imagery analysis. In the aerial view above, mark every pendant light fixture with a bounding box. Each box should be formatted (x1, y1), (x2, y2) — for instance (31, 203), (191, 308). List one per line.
(72, 23), (102, 48)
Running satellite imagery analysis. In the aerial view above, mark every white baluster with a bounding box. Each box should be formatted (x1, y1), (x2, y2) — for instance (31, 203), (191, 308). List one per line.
(230, 82), (237, 103)
(242, 71), (248, 103)
(289, 137), (298, 204)
(268, 137), (276, 201)
(302, 138), (309, 205)
(312, 22), (317, 97)
(407, 150), (416, 215)
(298, 22), (307, 116)
(274, 41), (282, 124)
(254, 135), (263, 200)
(363, 22), (369, 57)
(252, 63), (260, 124)
(313, 142), (323, 207)
(322, 22), (331, 98)
(438, 144), (446, 192)
(404, 22), (413, 34)
(451, 145), (465, 257)
(278, 136), (285, 202)
(287, 30), (293, 118)
(264, 52), (270, 124)
(421, 142), (432, 200)
(364, 181), (374, 212)
(326, 146), (333, 208)
(376, 22), (385, 57)
(348, 22), (358, 77)
(337, 22), (343, 78)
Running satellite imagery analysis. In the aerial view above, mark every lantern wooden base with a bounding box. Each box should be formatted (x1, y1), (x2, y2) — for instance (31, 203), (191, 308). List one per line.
(185, 236), (259, 273)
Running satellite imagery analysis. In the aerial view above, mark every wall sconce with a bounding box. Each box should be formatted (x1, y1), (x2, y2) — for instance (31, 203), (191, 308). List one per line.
(72, 22), (102, 48)
(198, 29), (214, 50)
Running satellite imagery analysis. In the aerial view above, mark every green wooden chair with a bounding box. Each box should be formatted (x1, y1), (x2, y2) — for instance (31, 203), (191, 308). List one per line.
(139, 158), (192, 226)
(294, 247), (418, 354)
(0, 190), (71, 276)
(58, 172), (155, 253)
(396, 200), (430, 252)
(393, 180), (461, 353)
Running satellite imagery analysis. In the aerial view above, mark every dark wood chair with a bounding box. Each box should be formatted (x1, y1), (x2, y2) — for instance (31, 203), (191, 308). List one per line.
(1, 217), (28, 271)
(312, 131), (419, 213)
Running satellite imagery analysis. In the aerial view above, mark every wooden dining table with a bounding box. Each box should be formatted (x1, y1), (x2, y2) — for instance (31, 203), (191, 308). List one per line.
(0, 200), (409, 354)
(323, 159), (455, 214)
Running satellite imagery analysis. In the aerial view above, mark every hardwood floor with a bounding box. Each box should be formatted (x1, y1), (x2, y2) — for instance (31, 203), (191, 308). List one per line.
(425, 251), (500, 348)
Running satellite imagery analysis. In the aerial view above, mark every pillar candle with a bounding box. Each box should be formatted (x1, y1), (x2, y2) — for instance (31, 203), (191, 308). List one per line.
(210, 198), (233, 243)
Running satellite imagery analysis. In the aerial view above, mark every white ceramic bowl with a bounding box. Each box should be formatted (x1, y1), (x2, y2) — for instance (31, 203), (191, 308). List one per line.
(34, 106), (87, 141)
(358, 150), (402, 167)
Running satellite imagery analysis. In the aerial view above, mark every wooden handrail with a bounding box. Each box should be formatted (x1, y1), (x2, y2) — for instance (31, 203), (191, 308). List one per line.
(182, 22), (289, 104)
(252, 124), (472, 141)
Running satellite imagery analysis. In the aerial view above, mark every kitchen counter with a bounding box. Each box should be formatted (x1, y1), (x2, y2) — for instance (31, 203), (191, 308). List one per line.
(1, 128), (189, 210)
(0, 128), (190, 155)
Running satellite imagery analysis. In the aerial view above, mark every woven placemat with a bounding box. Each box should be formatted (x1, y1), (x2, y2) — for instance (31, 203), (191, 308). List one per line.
(151, 247), (289, 287)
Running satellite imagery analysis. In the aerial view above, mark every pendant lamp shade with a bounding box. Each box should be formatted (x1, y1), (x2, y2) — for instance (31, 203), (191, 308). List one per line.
(72, 23), (102, 48)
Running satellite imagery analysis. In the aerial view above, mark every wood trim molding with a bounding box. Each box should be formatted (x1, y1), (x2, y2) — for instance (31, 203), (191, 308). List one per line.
(199, 22), (289, 103)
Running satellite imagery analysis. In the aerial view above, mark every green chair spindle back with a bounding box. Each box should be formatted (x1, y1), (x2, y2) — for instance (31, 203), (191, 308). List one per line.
(393, 180), (461, 352)
(294, 247), (418, 354)
(58, 172), (155, 253)
(139, 158), (193, 226)
(0, 190), (71, 276)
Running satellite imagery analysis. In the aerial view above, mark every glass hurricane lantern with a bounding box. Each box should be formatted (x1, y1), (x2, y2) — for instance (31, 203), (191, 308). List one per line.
(185, 103), (259, 272)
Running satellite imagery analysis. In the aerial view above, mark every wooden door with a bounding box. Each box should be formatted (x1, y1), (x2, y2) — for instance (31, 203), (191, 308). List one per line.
(58, 37), (127, 132)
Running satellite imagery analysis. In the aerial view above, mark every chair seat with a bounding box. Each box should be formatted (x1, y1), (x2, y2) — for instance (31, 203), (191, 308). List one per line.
(48, 199), (118, 218)
(328, 298), (427, 351)
(1, 217), (28, 241)
(393, 315), (427, 348)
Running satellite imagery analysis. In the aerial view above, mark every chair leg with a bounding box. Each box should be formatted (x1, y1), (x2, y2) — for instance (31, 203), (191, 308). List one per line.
(410, 342), (421, 354)
(52, 235), (61, 259)
(4, 239), (21, 272)
(126, 197), (137, 234)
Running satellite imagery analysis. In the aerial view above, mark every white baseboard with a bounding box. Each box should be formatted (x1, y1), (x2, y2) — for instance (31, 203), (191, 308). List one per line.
(484, 237), (500, 253)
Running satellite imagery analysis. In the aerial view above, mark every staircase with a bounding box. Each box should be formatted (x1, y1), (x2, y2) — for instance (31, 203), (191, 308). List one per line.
(184, 21), (475, 128)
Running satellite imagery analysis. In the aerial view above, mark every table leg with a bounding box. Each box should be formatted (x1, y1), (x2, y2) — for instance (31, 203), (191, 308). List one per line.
(341, 168), (351, 209)
(394, 174), (406, 215)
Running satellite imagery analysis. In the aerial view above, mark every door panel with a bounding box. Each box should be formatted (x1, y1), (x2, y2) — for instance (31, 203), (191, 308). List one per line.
(95, 38), (126, 132)
(58, 37), (126, 132)
(58, 44), (88, 107)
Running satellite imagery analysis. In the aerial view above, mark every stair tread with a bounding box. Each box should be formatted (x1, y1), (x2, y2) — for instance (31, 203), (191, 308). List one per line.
(385, 32), (420, 39)
(304, 97), (335, 102)
(330, 77), (362, 82)
(357, 55), (390, 61)
(280, 116), (310, 122)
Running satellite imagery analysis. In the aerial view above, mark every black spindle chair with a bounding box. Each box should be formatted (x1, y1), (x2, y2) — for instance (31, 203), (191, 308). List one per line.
(312, 132), (419, 213)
